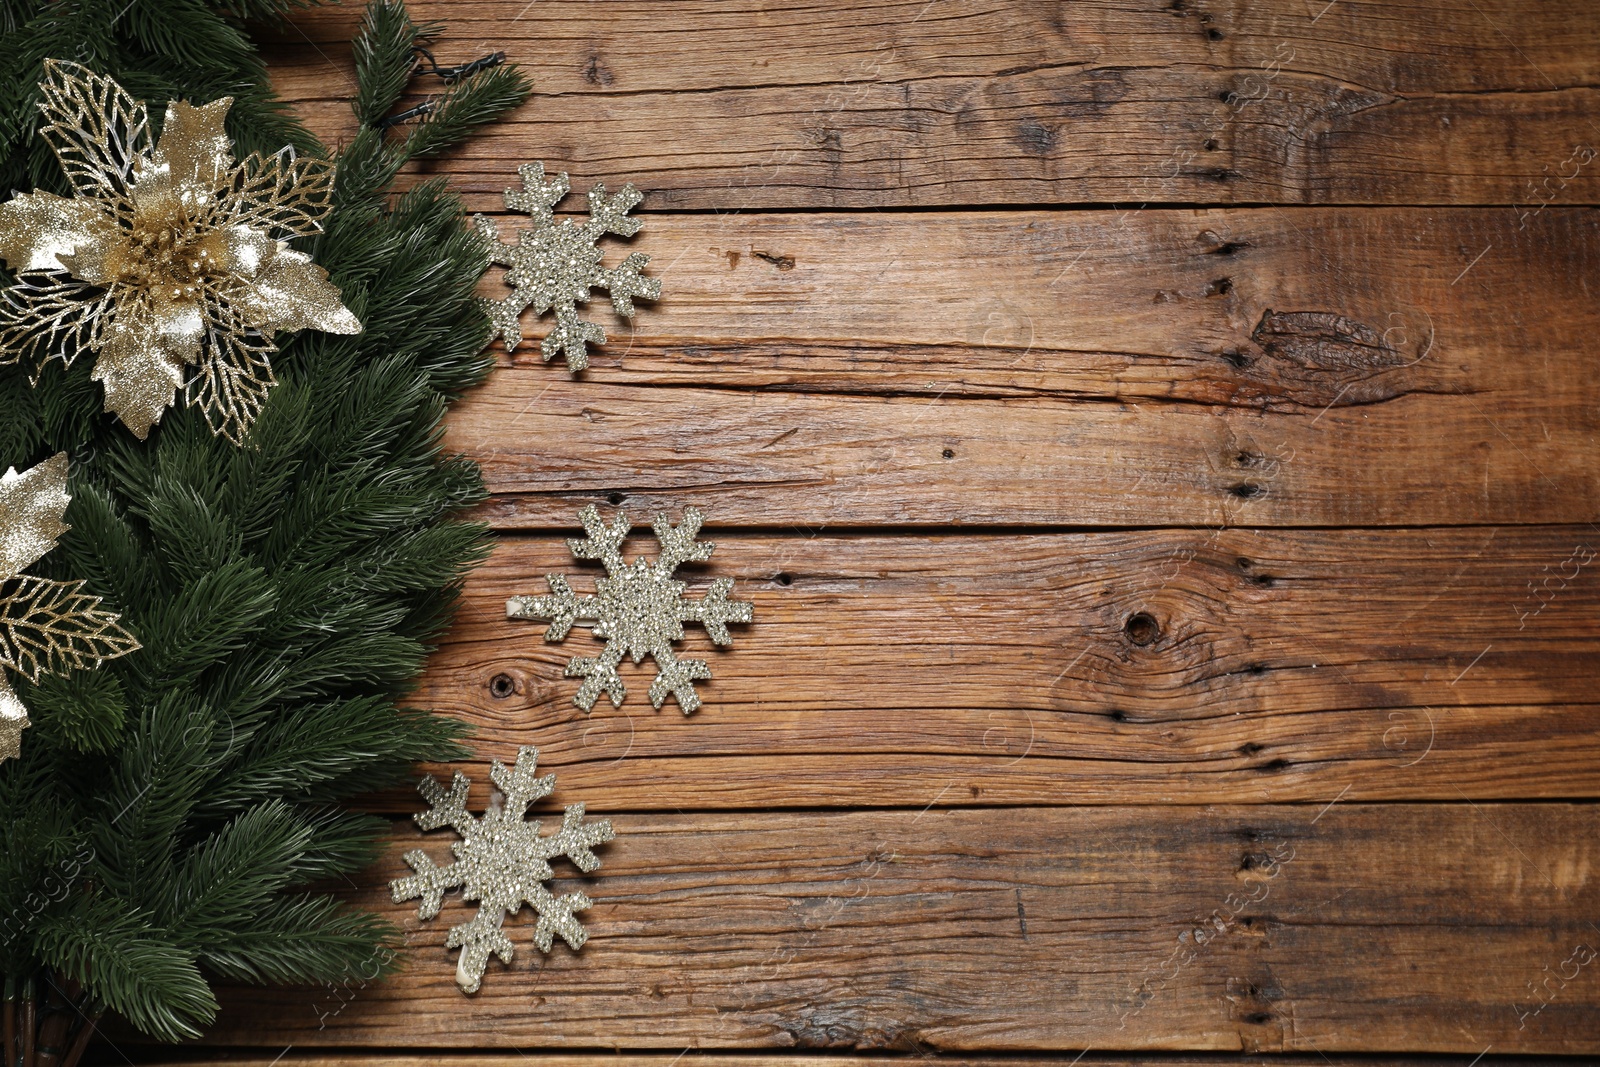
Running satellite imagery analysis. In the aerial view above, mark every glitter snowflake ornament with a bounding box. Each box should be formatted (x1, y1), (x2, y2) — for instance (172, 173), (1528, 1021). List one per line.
(508, 505), (752, 714)
(0, 453), (140, 762)
(476, 161), (660, 372)
(0, 61), (362, 442)
(391, 746), (614, 994)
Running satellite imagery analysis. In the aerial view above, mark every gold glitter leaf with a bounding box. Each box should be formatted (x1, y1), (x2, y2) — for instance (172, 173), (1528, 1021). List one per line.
(0, 190), (117, 275)
(0, 61), (362, 442)
(221, 147), (336, 240)
(0, 681), (26, 763)
(36, 60), (152, 200)
(185, 298), (279, 439)
(150, 98), (233, 194)
(391, 746), (614, 994)
(0, 575), (141, 683)
(0, 452), (70, 581)
(0, 277), (114, 370)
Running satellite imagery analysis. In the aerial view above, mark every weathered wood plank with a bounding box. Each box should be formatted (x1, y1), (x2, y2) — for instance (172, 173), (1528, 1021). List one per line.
(206, 9), (1600, 1063)
(189, 805), (1600, 1053)
(445, 208), (1599, 529)
(262, 0), (1600, 208)
(126, 1056), (1561, 1067)
(270, 0), (1600, 92)
(373, 525), (1600, 809)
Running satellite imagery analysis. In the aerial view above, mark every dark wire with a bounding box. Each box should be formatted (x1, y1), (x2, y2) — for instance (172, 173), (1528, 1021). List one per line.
(374, 48), (506, 131)
(412, 46), (506, 82)
(374, 101), (435, 132)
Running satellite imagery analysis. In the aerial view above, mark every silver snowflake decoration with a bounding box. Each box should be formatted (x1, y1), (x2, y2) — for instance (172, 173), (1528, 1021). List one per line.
(507, 505), (752, 714)
(476, 161), (660, 372)
(391, 746), (614, 994)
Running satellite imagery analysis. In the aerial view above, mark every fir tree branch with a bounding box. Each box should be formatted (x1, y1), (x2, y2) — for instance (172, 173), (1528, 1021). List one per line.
(0, 0), (525, 1046)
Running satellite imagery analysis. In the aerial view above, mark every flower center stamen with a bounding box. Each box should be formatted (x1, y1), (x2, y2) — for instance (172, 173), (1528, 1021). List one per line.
(117, 221), (219, 299)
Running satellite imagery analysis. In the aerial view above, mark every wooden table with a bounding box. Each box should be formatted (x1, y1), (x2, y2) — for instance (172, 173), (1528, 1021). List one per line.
(124, 0), (1600, 1061)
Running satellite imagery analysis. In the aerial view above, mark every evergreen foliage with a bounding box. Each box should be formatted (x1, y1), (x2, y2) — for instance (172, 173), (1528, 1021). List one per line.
(0, 0), (528, 1051)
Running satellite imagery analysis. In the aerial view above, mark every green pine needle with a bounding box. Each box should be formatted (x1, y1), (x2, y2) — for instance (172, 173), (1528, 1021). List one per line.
(0, 0), (530, 1041)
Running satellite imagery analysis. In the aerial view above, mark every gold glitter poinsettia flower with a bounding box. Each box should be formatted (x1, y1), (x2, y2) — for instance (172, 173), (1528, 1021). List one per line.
(0, 60), (362, 442)
(0, 453), (140, 763)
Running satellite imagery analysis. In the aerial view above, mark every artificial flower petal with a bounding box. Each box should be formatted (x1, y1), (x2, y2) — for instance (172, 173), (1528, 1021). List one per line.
(94, 316), (192, 439)
(232, 246), (362, 335)
(0, 191), (117, 276)
(37, 59), (152, 198)
(152, 97), (235, 195)
(0, 453), (70, 582)
(149, 292), (207, 353)
(0, 682), (27, 763)
(219, 224), (279, 281)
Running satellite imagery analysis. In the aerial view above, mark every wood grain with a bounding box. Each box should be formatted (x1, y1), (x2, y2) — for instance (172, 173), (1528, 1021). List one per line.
(260, 1), (1600, 209)
(182, 805), (1600, 1053)
(384, 525), (1600, 809)
(126, 1056), (1563, 1067)
(448, 207), (1599, 529)
(145, 4), (1600, 1062)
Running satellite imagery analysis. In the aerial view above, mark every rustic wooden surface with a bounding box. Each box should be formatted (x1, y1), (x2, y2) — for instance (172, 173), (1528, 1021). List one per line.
(122, 1060), (1580, 1067)
(379, 526), (1600, 808)
(118, 0), (1600, 1062)
(450, 208), (1599, 529)
(172, 807), (1600, 1053)
(263, 0), (1600, 210)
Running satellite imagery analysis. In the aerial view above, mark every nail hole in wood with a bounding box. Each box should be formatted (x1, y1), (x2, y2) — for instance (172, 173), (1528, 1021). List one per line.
(1124, 612), (1160, 646)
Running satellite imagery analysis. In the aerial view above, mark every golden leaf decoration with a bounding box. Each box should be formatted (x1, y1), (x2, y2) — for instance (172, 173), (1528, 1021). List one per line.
(0, 451), (71, 582)
(0, 575), (141, 683)
(0, 454), (139, 763)
(0, 61), (361, 443)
